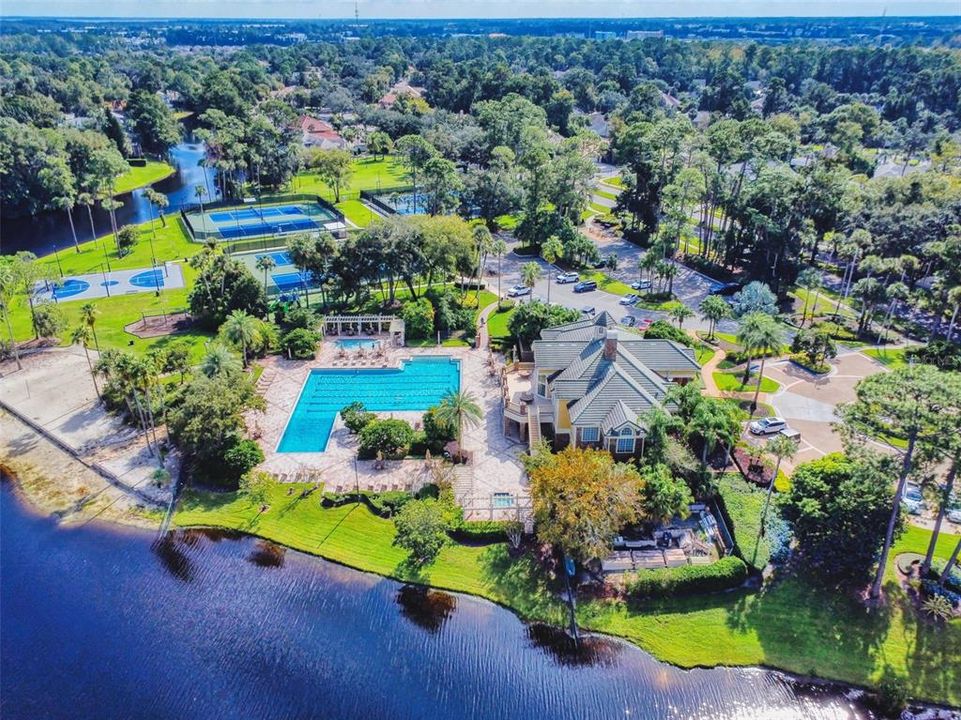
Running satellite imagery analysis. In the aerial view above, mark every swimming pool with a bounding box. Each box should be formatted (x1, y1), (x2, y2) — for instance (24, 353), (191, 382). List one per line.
(277, 357), (460, 453)
(335, 338), (379, 350)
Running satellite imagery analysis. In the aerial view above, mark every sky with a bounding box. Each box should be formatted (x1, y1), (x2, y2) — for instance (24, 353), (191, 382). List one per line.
(4, 0), (960, 18)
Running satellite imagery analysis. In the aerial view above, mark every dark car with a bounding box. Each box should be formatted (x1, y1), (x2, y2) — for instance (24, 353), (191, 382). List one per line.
(573, 280), (598, 293)
(710, 282), (743, 297)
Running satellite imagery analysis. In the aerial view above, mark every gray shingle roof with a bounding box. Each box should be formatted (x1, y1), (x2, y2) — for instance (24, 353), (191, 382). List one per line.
(601, 400), (643, 434)
(568, 364), (661, 426)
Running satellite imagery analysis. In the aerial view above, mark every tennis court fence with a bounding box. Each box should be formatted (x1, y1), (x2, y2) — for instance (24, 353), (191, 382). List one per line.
(180, 193), (345, 243)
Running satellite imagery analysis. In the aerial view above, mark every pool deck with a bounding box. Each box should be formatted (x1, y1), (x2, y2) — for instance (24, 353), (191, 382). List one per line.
(248, 342), (528, 509)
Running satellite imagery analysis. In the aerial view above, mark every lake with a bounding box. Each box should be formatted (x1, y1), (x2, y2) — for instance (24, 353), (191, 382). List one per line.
(0, 478), (876, 719)
(0, 140), (219, 257)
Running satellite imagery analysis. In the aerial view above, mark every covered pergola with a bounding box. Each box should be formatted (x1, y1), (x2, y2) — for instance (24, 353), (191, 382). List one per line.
(321, 314), (405, 346)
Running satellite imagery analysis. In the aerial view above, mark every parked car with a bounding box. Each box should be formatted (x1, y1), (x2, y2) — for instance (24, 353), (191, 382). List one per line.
(621, 315), (637, 327)
(573, 280), (598, 293)
(749, 417), (787, 435)
(710, 282), (743, 297)
(507, 285), (531, 298)
(581, 305), (596, 316)
(946, 507), (961, 524)
(619, 293), (639, 305)
(630, 279), (652, 291)
(635, 317), (653, 331)
(556, 271), (579, 284)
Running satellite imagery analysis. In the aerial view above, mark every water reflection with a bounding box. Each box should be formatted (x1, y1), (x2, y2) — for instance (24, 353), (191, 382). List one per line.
(248, 539), (287, 568)
(396, 584), (457, 633)
(152, 532), (195, 583)
(526, 623), (623, 668)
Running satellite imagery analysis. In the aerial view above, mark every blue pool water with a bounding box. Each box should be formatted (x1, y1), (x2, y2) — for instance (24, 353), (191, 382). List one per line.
(278, 357), (460, 453)
(336, 338), (379, 350)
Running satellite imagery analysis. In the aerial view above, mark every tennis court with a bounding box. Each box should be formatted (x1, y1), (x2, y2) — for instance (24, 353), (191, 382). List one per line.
(184, 200), (345, 241)
(235, 249), (322, 297)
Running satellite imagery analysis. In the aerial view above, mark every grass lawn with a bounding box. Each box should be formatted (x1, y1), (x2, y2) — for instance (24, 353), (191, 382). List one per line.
(173, 482), (961, 706)
(290, 155), (409, 201)
(39, 218), (199, 277)
(113, 161), (175, 196)
(600, 176), (623, 188)
(580, 271), (634, 296)
(175, 485), (565, 624)
(594, 187), (618, 202)
(695, 344), (716, 365)
(713, 371), (780, 393)
(487, 303), (517, 341)
(863, 347), (909, 369)
(587, 202), (610, 215)
(336, 198), (379, 228)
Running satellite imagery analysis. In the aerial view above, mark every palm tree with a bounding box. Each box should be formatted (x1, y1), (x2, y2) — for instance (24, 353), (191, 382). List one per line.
(255, 254), (276, 304)
(78, 192), (97, 241)
(922, 444), (960, 576)
(692, 398), (741, 468)
(221, 310), (260, 367)
(521, 262), (541, 303)
(195, 185), (208, 234)
(669, 303), (694, 329)
(435, 390), (483, 448)
(752, 434), (797, 565)
(795, 267), (822, 327)
(101, 197), (123, 254)
(699, 295), (730, 340)
(491, 237), (507, 306)
(737, 313), (783, 412)
(71, 325), (101, 401)
(472, 224), (493, 304)
(540, 236), (564, 306)
(661, 262), (679, 296)
(640, 251), (659, 289)
(145, 189), (170, 228)
(940, 537), (961, 589)
(201, 343), (243, 379)
(54, 195), (81, 252)
(80, 302), (100, 351)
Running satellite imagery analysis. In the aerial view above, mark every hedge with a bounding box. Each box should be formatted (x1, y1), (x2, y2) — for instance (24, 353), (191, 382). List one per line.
(450, 519), (508, 543)
(625, 556), (748, 600)
(321, 489), (413, 517)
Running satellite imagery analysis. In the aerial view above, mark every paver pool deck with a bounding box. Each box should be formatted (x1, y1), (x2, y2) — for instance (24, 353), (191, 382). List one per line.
(249, 342), (528, 504)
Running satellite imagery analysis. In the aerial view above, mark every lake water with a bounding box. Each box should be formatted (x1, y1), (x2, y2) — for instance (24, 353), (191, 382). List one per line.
(1, 139), (219, 257)
(0, 478), (876, 719)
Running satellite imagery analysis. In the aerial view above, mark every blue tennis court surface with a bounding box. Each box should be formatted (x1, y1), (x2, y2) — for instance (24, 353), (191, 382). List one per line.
(210, 206), (306, 223)
(272, 270), (317, 291)
(191, 201), (340, 241)
(256, 251), (293, 266)
(218, 217), (320, 240)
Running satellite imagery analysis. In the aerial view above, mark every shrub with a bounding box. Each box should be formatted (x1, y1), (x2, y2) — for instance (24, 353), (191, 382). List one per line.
(625, 557), (748, 599)
(392, 498), (450, 565)
(31, 302), (67, 339)
(117, 225), (138, 256)
(223, 439), (264, 479)
(340, 401), (375, 433)
(280, 328), (318, 359)
(643, 319), (693, 347)
(358, 418), (414, 459)
(320, 489), (413, 517)
(422, 406), (455, 453)
(279, 306), (319, 332)
(401, 297), (435, 340)
(450, 519), (508, 543)
(906, 340), (961, 372)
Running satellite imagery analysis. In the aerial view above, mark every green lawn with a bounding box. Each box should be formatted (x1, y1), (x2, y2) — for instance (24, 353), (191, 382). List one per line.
(173, 482), (961, 706)
(695, 344), (717, 365)
(486, 303), (518, 340)
(40, 218), (199, 277)
(290, 155), (409, 201)
(580, 271), (634, 296)
(594, 187), (618, 202)
(863, 347), (909, 369)
(600, 176), (623, 188)
(175, 485), (565, 623)
(113, 161), (175, 196)
(336, 198), (380, 228)
(713, 371), (780, 393)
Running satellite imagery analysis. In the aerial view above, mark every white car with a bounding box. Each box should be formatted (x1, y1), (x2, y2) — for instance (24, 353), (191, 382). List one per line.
(630, 280), (652, 291)
(749, 417), (787, 436)
(946, 508), (961, 524)
(556, 272), (579, 284)
(620, 293), (640, 305)
(507, 285), (531, 298)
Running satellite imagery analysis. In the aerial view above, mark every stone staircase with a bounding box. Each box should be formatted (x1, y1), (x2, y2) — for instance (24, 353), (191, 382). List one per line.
(527, 405), (541, 448)
(452, 464), (474, 505)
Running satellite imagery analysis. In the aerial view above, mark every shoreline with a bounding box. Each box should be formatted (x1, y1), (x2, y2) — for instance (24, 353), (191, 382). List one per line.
(2, 413), (958, 711)
(111, 162), (176, 198)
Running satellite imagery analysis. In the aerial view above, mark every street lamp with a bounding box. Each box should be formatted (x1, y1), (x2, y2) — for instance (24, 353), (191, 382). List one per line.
(52, 244), (64, 278)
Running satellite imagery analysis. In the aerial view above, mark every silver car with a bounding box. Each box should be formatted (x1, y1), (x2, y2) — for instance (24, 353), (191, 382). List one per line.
(749, 417), (787, 436)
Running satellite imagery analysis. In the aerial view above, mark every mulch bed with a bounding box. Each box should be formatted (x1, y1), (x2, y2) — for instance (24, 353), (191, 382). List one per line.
(731, 446), (775, 487)
(124, 312), (193, 339)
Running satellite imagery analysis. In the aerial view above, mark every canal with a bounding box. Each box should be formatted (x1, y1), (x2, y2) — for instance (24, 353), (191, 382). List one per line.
(0, 140), (219, 257)
(0, 478), (876, 720)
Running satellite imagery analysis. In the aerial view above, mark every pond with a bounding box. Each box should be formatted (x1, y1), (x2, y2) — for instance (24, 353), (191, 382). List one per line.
(1, 139), (219, 256)
(0, 478), (877, 719)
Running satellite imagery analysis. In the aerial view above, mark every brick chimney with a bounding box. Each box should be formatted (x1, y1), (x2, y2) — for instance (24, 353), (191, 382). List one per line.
(603, 328), (619, 361)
